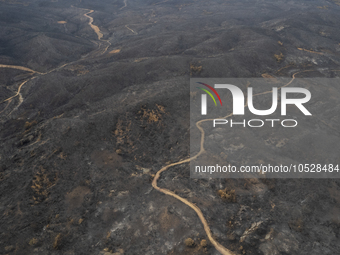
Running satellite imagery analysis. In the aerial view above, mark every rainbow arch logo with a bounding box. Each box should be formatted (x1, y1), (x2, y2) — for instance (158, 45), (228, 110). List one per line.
(196, 82), (223, 106)
(196, 82), (222, 115)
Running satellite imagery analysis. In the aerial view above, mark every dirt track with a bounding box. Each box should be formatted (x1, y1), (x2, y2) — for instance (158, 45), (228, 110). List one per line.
(0, 7), (109, 112)
(0, 64), (40, 73)
(152, 69), (340, 254)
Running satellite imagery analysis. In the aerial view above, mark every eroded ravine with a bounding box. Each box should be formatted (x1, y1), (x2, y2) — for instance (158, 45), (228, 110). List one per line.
(78, 7), (112, 55)
(84, 10), (104, 40)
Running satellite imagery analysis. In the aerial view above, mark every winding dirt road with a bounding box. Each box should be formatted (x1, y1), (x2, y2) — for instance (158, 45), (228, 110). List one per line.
(152, 69), (340, 254)
(120, 0), (128, 10)
(2, 79), (29, 103)
(297, 48), (323, 55)
(0, 7), (110, 113)
(1, 5), (339, 254)
(0, 64), (40, 74)
(125, 25), (138, 35)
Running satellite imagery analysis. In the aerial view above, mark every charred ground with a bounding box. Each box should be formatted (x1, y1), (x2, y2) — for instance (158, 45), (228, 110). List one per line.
(1, 0), (340, 254)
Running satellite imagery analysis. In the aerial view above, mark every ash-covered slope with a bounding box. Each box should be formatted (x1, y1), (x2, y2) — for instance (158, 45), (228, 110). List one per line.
(1, 0), (340, 255)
